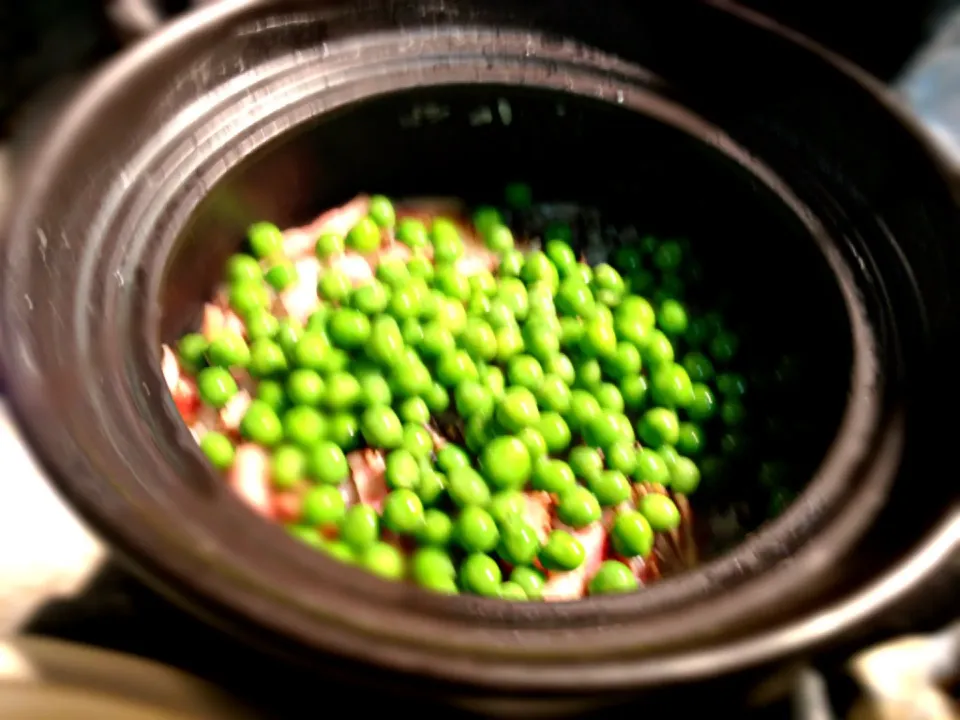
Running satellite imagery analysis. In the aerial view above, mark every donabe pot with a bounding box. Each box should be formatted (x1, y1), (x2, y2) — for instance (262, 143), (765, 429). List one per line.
(4, 0), (960, 711)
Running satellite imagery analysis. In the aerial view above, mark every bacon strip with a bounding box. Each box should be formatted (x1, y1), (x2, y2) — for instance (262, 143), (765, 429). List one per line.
(230, 444), (273, 518)
(347, 449), (388, 512)
(282, 195), (371, 258)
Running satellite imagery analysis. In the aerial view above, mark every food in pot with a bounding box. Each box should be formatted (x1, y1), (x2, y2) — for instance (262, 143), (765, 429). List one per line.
(162, 187), (748, 601)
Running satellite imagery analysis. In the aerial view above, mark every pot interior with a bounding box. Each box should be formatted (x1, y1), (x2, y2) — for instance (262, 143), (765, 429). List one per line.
(159, 83), (853, 562)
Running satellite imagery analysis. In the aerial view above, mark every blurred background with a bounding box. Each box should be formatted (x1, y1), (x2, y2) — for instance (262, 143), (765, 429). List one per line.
(1, 1), (959, 718)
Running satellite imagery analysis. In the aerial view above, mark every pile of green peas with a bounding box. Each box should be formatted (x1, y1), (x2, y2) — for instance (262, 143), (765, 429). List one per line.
(175, 184), (750, 600)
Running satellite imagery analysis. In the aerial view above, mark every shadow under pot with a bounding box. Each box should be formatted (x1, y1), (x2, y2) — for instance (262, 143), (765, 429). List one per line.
(3, 0), (959, 713)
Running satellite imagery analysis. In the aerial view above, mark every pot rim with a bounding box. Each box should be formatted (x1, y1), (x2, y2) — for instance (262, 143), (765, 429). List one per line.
(2, 0), (954, 692)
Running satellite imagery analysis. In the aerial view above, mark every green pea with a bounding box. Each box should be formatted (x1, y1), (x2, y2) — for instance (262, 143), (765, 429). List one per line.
(243, 308), (278, 341)
(716, 372), (747, 397)
(459, 552), (502, 596)
(575, 358), (603, 390)
(495, 516), (541, 566)
(643, 329), (675, 367)
(588, 560), (638, 595)
(292, 332), (331, 372)
(638, 493), (681, 531)
(447, 466), (491, 508)
(605, 342), (642, 381)
(315, 232), (345, 258)
(326, 308), (370, 350)
(568, 446), (604, 482)
(368, 195), (396, 228)
(611, 511), (654, 558)
(540, 530), (585, 571)
(497, 387), (540, 432)
(248, 339), (288, 378)
(256, 379), (287, 413)
(265, 260), (298, 291)
(651, 363), (695, 409)
(287, 524), (325, 549)
(473, 206), (503, 236)
(285, 369), (323, 407)
(710, 330), (739, 363)
(455, 506), (499, 553)
(361, 406), (404, 449)
(506, 355), (543, 392)
(228, 281), (270, 317)
(556, 486), (601, 528)
(531, 458), (576, 494)
(377, 257), (410, 288)
(621, 375), (649, 411)
(177, 333), (208, 373)
(436, 444), (471, 473)
(196, 367), (238, 408)
(359, 373), (392, 408)
(301, 485), (346, 526)
(488, 490), (526, 526)
(485, 224), (514, 254)
(324, 372), (362, 411)
(247, 221), (284, 258)
(396, 218), (429, 248)
(416, 507), (454, 546)
(226, 253), (263, 283)
(389, 357), (431, 398)
(361, 542), (405, 580)
(606, 442), (637, 475)
(580, 316), (617, 358)
(208, 332), (250, 368)
(545, 239), (577, 277)
(454, 381), (493, 421)
(494, 325), (525, 363)
(544, 354), (576, 387)
(479, 365), (506, 398)
(416, 466), (446, 507)
(538, 374), (572, 415)
(385, 449), (420, 490)
(200, 431), (235, 470)
(351, 280), (390, 315)
(346, 216), (382, 253)
(670, 457), (701, 495)
(515, 427), (546, 459)
(588, 470), (632, 506)
(537, 412), (571, 454)
(423, 382), (450, 413)
(305, 441), (347, 485)
(676, 422), (705, 456)
(461, 319), (497, 362)
(637, 408), (680, 448)
(634, 450), (669, 487)
(240, 401), (283, 446)
(411, 547), (456, 591)
(479, 435), (532, 491)
(436, 350), (478, 388)
(653, 239), (683, 270)
(566, 390), (601, 433)
(521, 251), (559, 291)
(595, 383), (625, 413)
(687, 383), (717, 421)
(323, 541), (357, 564)
(431, 218), (465, 263)
(339, 505), (379, 550)
(270, 445), (306, 488)
(382, 488), (425, 534)
(318, 267), (352, 303)
(497, 582), (528, 601)
(497, 278), (529, 320)
(510, 566), (546, 600)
